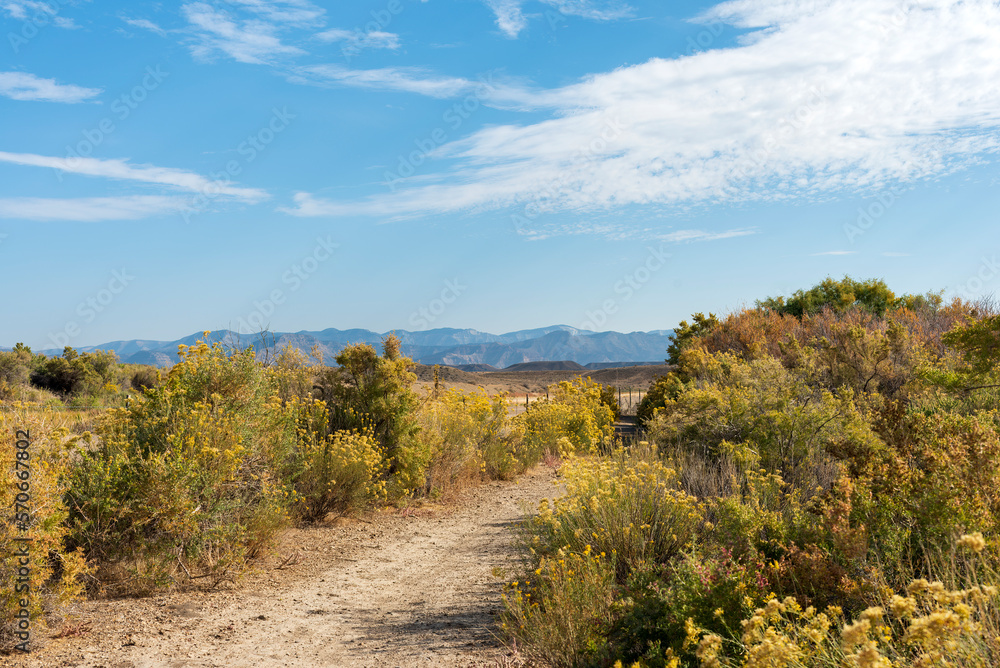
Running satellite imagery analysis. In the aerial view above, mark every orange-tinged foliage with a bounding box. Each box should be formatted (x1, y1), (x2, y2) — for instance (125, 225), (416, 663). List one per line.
(508, 283), (1000, 667)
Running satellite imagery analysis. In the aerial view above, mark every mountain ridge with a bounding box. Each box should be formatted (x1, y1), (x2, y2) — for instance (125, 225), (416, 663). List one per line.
(16, 326), (674, 369)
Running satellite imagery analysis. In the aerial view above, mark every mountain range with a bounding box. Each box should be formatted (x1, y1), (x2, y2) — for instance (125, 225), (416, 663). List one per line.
(21, 326), (674, 369)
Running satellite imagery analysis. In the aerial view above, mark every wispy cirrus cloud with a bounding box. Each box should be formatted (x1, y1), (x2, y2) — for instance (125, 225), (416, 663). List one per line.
(485, 0), (633, 38)
(810, 250), (857, 256)
(293, 63), (484, 99)
(181, 1), (308, 64)
(0, 72), (100, 103)
(0, 149), (268, 222)
(175, 0), (544, 106)
(315, 28), (400, 52)
(0, 195), (192, 222)
(225, 0), (325, 28)
(544, 0), (633, 21)
(659, 229), (757, 244)
(2, 1), (80, 28)
(290, 64), (543, 109)
(285, 0), (1000, 225)
(0, 151), (268, 201)
(122, 16), (168, 37)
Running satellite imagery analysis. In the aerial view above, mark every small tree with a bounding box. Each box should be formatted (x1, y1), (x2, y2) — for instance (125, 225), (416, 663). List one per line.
(925, 314), (1000, 393)
(320, 335), (424, 492)
(667, 312), (718, 366)
(30, 348), (119, 397)
(757, 276), (903, 318)
(0, 343), (33, 392)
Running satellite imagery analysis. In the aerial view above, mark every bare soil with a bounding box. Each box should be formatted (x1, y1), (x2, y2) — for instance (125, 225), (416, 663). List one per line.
(412, 363), (671, 396)
(10, 467), (561, 668)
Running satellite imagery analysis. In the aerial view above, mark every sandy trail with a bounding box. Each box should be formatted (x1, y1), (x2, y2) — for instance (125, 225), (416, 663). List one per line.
(14, 466), (559, 668)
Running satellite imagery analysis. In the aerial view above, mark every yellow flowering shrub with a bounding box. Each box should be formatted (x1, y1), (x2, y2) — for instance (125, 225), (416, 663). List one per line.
(292, 398), (386, 520)
(516, 377), (615, 462)
(1, 405), (89, 649)
(318, 335), (424, 499)
(416, 388), (520, 496)
(64, 340), (297, 593)
(502, 548), (617, 667)
(528, 445), (701, 582)
(697, 539), (1000, 668)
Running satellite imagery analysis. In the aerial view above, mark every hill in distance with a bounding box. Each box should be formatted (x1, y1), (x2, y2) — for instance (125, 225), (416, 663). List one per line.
(503, 360), (588, 372)
(26, 326), (673, 369)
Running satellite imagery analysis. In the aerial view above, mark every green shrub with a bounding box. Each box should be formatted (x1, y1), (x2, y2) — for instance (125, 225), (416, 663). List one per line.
(598, 382), (622, 422)
(636, 373), (685, 428)
(647, 350), (872, 491)
(129, 365), (159, 392)
(757, 276), (901, 318)
(667, 312), (718, 367)
(610, 551), (758, 667)
(0, 344), (33, 400)
(31, 348), (121, 399)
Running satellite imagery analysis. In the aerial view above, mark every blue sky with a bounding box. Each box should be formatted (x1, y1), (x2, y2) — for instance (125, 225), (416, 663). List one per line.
(2, 0), (1000, 349)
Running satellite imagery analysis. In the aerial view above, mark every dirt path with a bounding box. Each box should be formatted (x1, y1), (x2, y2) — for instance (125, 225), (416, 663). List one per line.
(13, 466), (559, 668)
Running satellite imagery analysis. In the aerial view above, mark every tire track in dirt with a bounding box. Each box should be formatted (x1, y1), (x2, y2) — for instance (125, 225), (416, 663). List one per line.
(14, 466), (559, 668)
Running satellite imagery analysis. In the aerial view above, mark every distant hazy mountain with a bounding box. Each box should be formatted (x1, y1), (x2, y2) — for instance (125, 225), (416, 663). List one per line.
(29, 326), (673, 368)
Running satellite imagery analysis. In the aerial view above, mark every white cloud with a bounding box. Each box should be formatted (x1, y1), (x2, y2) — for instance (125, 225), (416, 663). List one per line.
(0, 196), (191, 221)
(484, 0), (632, 38)
(292, 65), (540, 108)
(0, 72), (100, 103)
(295, 64), (481, 98)
(52, 15), (78, 29)
(182, 2), (305, 64)
(0, 151), (268, 201)
(226, 0), (325, 28)
(1, 2), (28, 19)
(2, 1), (80, 27)
(176, 0), (535, 105)
(286, 0), (1000, 223)
(810, 250), (857, 256)
(487, 0), (529, 38)
(122, 17), (167, 36)
(543, 0), (633, 21)
(659, 228), (757, 243)
(315, 28), (401, 52)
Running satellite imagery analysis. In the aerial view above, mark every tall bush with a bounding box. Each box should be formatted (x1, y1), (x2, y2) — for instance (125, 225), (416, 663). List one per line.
(319, 335), (425, 496)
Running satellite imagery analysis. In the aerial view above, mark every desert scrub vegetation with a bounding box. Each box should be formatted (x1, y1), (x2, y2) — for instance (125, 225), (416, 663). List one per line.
(2, 331), (618, 648)
(416, 387), (516, 496)
(1, 405), (89, 647)
(518, 377), (616, 461)
(503, 277), (1000, 667)
(413, 376), (617, 499)
(0, 343), (156, 407)
(64, 339), (300, 593)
